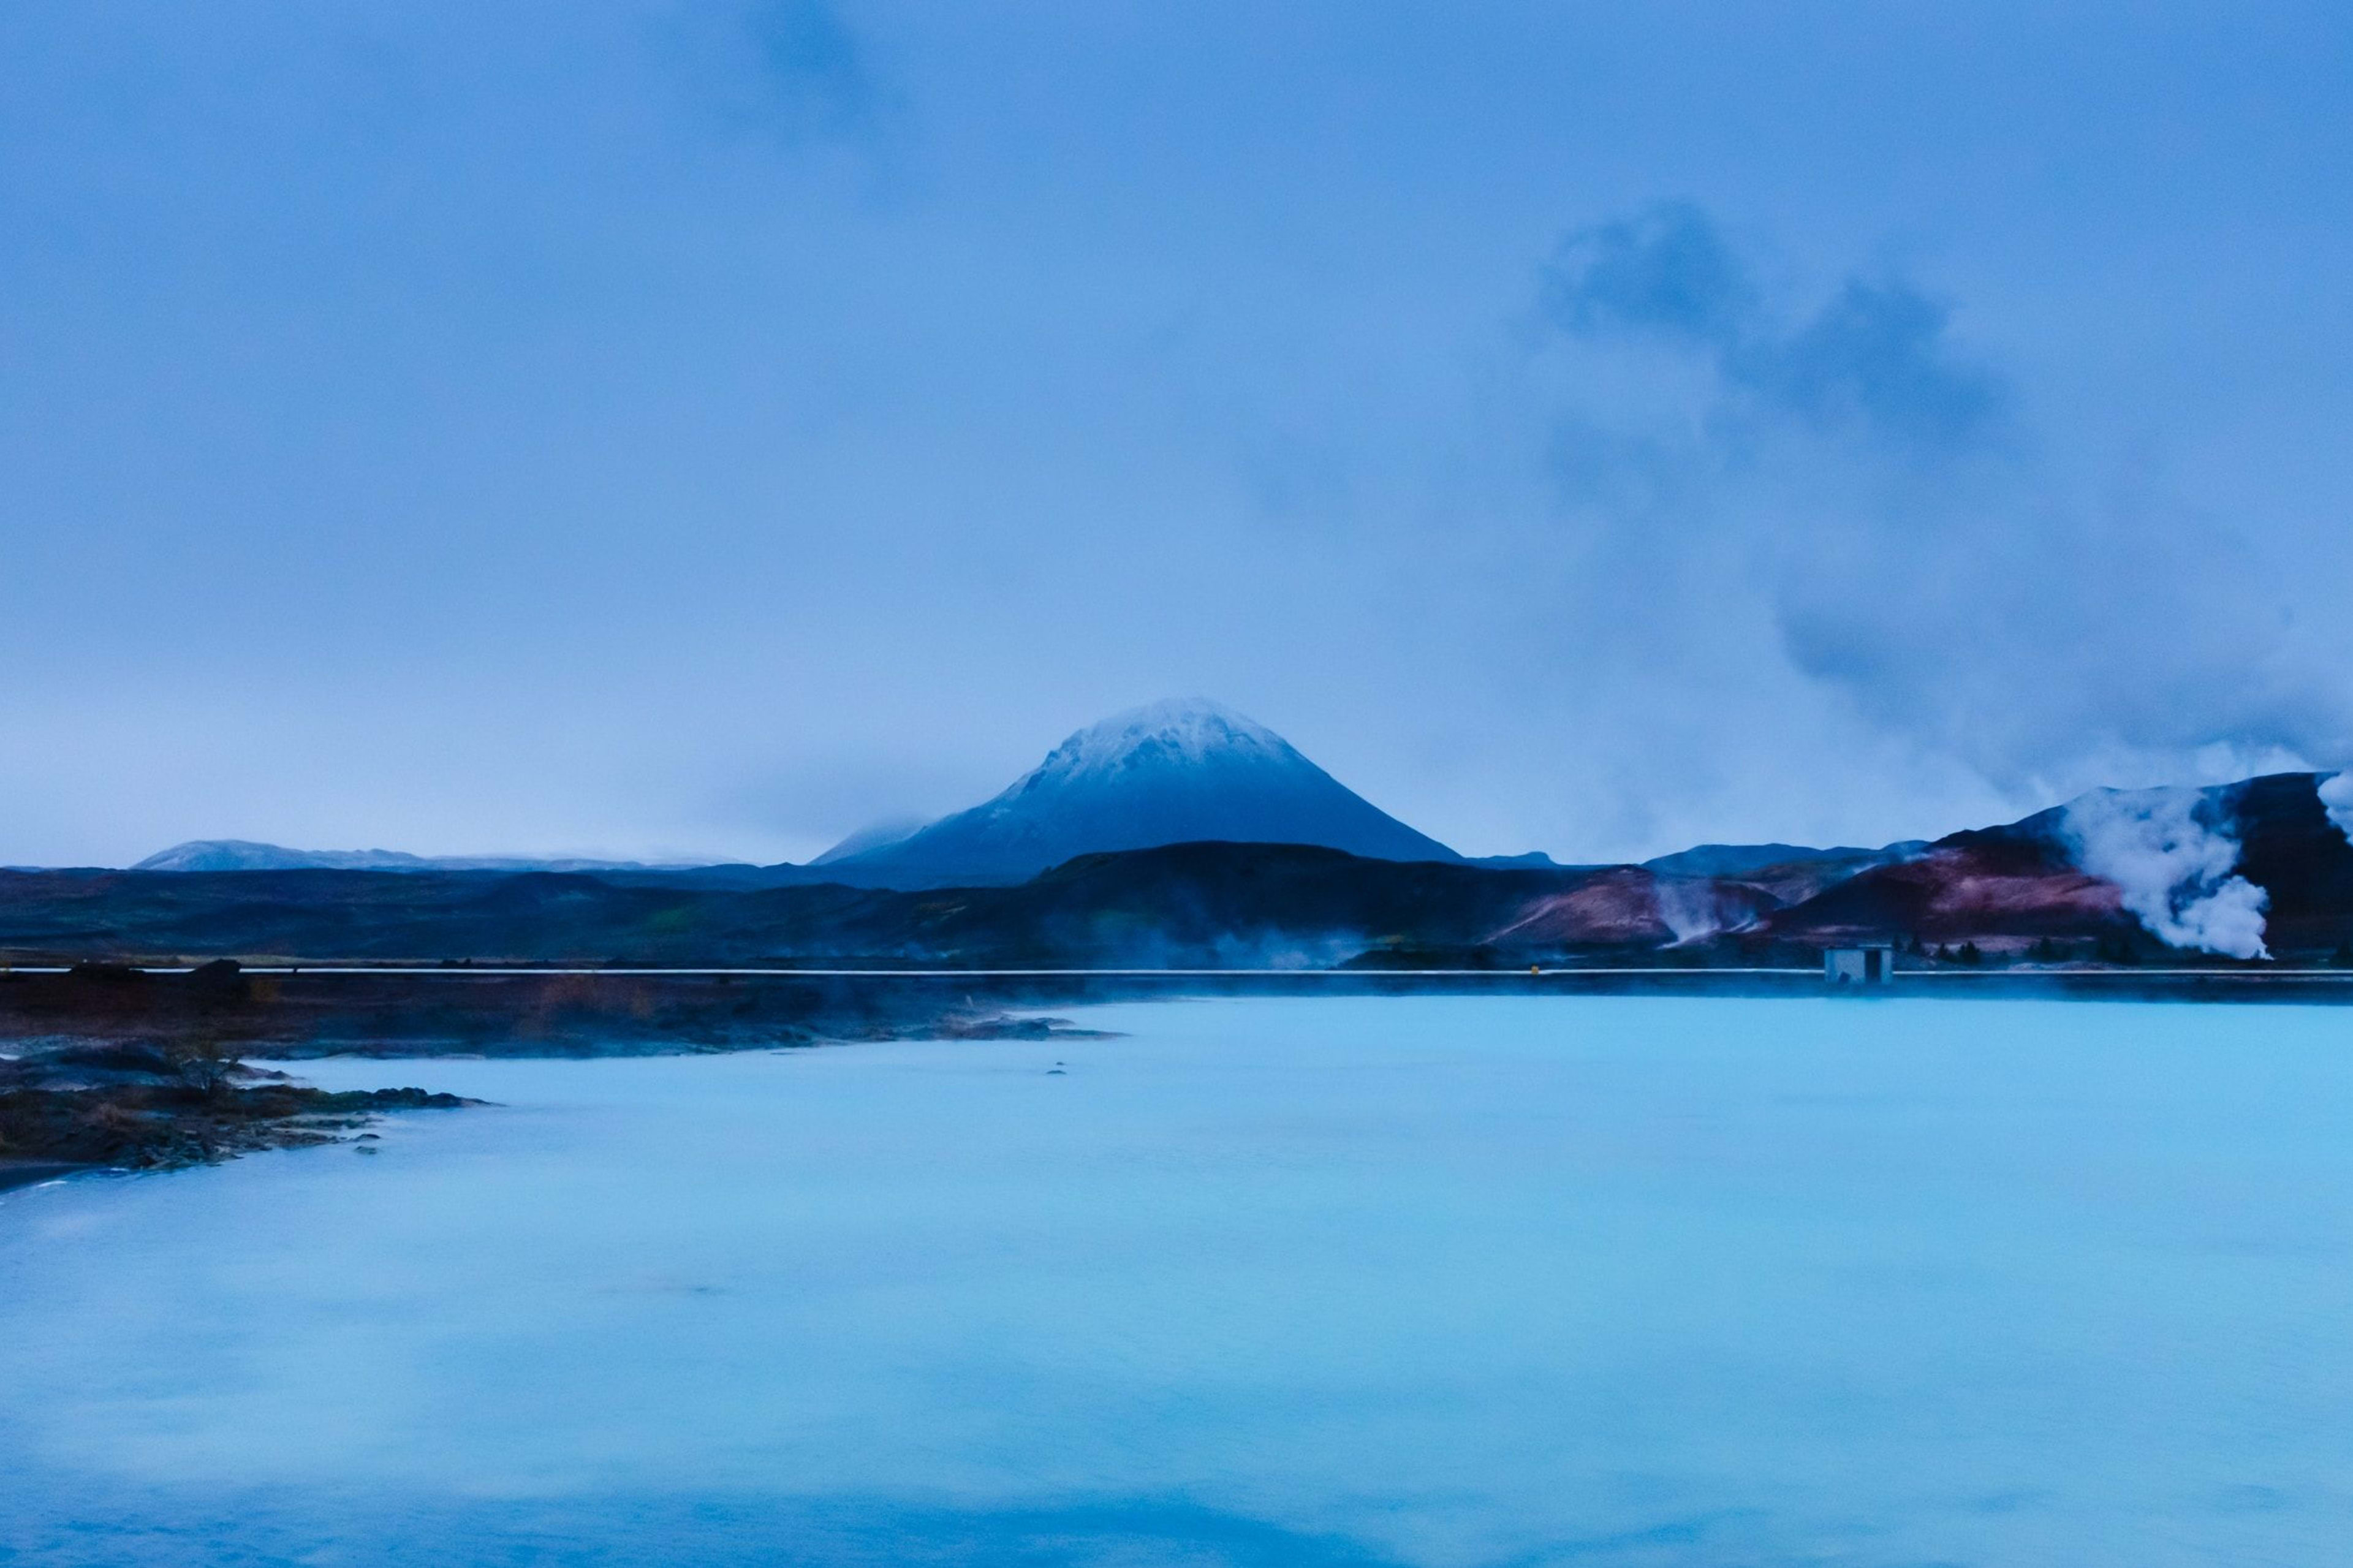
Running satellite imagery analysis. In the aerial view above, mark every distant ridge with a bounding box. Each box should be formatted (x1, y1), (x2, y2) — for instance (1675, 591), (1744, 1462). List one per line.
(132, 839), (679, 875)
(21, 772), (2353, 965)
(819, 699), (1460, 887)
(1642, 843), (1918, 879)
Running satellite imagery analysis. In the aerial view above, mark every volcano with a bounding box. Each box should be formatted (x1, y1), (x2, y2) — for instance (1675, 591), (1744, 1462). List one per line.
(819, 699), (1460, 887)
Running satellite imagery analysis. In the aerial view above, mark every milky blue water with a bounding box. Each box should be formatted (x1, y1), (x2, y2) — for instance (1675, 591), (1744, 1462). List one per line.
(2, 996), (2351, 1566)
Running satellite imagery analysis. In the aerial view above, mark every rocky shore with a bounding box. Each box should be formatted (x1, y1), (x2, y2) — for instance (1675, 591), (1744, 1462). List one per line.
(0, 1039), (474, 1189)
(0, 963), (1109, 1186)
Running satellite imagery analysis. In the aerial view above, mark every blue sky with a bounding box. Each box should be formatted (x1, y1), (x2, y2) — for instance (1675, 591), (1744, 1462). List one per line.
(5, 2), (2351, 866)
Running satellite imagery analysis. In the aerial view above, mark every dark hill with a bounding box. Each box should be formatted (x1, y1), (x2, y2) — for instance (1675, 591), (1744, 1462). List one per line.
(0, 847), (1614, 968)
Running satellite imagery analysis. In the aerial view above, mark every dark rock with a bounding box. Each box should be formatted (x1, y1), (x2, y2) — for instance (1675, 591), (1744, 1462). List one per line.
(67, 961), (147, 985)
(0, 1045), (478, 1175)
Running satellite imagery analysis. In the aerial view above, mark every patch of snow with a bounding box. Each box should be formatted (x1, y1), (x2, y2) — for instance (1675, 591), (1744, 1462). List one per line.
(1025, 699), (1298, 782)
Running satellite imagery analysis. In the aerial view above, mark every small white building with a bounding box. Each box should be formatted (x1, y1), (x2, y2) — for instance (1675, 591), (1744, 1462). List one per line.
(1824, 945), (1895, 985)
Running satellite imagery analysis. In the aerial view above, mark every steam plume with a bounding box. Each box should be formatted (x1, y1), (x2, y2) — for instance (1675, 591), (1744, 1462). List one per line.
(2321, 772), (2353, 844)
(1651, 876), (1726, 945)
(2059, 787), (2268, 959)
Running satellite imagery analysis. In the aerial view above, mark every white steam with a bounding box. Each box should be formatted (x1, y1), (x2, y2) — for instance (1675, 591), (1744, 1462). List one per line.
(2321, 771), (2353, 844)
(1651, 876), (1726, 945)
(2060, 787), (2269, 959)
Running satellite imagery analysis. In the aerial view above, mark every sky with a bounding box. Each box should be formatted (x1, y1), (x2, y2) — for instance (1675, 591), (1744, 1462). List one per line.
(4, 1), (2351, 867)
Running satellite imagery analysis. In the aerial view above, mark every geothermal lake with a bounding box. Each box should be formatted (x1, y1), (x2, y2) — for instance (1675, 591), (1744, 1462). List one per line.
(2, 996), (2351, 1566)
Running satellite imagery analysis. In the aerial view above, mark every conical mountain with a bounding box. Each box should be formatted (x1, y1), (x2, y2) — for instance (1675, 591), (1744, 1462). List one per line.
(824, 699), (1458, 887)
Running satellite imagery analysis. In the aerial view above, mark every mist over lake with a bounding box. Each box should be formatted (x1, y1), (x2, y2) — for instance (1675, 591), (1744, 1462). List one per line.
(4, 996), (2348, 1566)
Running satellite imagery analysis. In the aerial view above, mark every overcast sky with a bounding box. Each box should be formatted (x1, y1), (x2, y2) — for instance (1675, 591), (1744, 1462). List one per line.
(6, 2), (2351, 866)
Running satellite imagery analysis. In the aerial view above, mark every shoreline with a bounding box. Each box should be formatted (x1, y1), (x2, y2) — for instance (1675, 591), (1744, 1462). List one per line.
(9, 968), (2350, 1187)
(0, 1160), (88, 1194)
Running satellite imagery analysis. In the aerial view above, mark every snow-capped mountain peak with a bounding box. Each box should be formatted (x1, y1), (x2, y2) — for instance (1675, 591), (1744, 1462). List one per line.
(1017, 699), (1299, 790)
(822, 699), (1458, 886)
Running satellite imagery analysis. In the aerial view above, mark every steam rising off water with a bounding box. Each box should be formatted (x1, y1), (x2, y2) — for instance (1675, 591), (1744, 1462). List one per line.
(2, 996), (2350, 1565)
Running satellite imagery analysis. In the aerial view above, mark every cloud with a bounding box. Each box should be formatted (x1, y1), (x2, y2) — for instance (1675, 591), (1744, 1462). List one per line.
(1736, 279), (2006, 451)
(670, 0), (879, 146)
(2059, 786), (2269, 958)
(1543, 205), (2006, 453)
(1539, 203), (1754, 347)
(746, 1), (870, 131)
(1524, 203), (2353, 803)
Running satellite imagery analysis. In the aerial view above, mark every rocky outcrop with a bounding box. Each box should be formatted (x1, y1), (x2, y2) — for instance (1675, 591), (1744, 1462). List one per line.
(0, 1040), (472, 1187)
